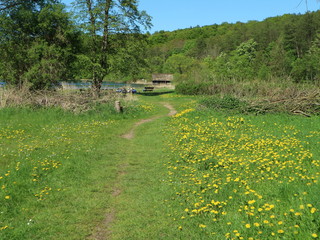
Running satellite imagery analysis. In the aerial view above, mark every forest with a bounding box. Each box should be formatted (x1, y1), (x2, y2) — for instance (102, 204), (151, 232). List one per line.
(1, 0), (320, 94)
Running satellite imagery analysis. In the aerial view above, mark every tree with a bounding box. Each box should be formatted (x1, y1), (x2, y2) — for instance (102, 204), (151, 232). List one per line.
(0, 0), (58, 11)
(0, 0), (78, 89)
(163, 54), (196, 75)
(72, 0), (151, 95)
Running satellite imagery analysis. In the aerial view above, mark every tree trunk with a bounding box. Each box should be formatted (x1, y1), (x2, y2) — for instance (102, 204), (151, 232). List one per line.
(86, 0), (101, 96)
(101, 0), (112, 70)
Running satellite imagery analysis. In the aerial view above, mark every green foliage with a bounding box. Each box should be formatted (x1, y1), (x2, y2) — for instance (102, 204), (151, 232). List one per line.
(199, 95), (248, 112)
(163, 54), (196, 74)
(146, 10), (320, 85)
(2, 1), (320, 91)
(175, 81), (212, 95)
(0, 1), (78, 89)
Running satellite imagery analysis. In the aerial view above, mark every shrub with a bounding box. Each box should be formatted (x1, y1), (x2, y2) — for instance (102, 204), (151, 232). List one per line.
(199, 95), (248, 112)
(175, 81), (212, 95)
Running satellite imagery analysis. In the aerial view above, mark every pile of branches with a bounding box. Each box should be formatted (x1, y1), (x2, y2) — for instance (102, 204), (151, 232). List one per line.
(248, 90), (320, 116)
(0, 87), (120, 113)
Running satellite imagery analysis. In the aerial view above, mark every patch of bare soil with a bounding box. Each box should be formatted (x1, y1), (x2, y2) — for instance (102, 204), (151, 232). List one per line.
(89, 209), (115, 240)
(162, 102), (178, 116)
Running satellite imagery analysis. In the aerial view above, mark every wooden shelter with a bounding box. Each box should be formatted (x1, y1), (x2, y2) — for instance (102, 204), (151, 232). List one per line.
(152, 74), (173, 85)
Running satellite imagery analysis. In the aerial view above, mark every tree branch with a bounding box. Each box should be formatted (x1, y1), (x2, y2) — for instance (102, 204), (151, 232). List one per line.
(0, 2), (21, 11)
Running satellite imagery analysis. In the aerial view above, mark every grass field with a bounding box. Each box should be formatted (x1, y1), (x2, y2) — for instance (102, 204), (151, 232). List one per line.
(0, 92), (319, 239)
(164, 105), (320, 240)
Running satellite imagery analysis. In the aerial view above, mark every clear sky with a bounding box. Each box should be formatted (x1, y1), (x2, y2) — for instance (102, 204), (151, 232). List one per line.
(62, 0), (320, 33)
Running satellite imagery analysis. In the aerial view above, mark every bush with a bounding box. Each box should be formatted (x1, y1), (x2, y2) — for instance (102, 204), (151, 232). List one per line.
(175, 81), (212, 95)
(199, 95), (248, 112)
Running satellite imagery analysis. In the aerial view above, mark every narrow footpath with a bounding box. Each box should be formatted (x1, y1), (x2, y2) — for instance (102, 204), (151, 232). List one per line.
(89, 102), (177, 240)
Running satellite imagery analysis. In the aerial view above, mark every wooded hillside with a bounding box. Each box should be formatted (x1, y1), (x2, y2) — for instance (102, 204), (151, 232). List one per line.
(1, 0), (319, 92)
(146, 11), (320, 85)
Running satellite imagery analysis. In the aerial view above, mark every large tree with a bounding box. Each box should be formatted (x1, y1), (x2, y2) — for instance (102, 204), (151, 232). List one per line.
(72, 0), (151, 95)
(0, 0), (78, 89)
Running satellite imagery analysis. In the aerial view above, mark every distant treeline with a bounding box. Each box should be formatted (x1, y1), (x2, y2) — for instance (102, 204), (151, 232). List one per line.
(1, 1), (320, 91)
(147, 11), (320, 85)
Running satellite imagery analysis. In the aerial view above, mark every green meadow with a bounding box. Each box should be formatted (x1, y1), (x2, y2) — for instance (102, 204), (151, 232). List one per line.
(0, 93), (319, 240)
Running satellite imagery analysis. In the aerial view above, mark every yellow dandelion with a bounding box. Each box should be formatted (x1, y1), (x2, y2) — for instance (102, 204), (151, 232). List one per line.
(311, 208), (317, 214)
(4, 196), (10, 200)
(278, 229), (284, 234)
(245, 224), (251, 228)
(312, 233), (318, 238)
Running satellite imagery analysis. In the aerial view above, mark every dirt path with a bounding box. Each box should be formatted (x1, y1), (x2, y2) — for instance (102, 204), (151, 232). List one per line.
(162, 102), (178, 116)
(121, 102), (177, 140)
(89, 102), (176, 240)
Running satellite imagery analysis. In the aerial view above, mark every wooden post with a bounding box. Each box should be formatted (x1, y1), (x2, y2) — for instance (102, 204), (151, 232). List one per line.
(115, 101), (123, 113)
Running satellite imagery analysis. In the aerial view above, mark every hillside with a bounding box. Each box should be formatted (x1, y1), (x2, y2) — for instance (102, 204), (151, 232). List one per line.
(145, 11), (320, 84)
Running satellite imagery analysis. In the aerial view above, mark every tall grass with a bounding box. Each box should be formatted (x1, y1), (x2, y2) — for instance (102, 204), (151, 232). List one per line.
(176, 79), (320, 115)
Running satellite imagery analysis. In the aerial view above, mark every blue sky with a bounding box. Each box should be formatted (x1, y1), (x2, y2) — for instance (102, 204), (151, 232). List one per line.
(62, 0), (320, 33)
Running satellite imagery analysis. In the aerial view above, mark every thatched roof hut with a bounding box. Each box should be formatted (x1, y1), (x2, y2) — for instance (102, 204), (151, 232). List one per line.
(152, 74), (173, 85)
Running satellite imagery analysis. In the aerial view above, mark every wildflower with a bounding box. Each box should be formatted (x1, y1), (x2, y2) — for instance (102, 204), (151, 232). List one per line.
(245, 224), (251, 228)
(278, 229), (284, 234)
(311, 208), (317, 214)
(4, 196), (10, 200)
(312, 233), (318, 238)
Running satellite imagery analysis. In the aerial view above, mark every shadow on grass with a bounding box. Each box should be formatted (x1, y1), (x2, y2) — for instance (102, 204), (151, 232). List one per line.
(136, 90), (175, 96)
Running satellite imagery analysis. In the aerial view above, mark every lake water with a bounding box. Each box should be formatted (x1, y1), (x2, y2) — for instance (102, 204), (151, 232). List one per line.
(61, 81), (145, 90)
(0, 81), (146, 89)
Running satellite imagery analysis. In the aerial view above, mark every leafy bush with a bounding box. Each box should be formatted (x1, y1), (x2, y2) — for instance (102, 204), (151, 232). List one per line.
(199, 95), (248, 112)
(175, 81), (212, 95)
